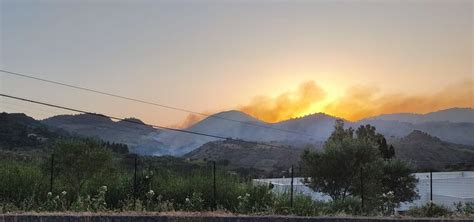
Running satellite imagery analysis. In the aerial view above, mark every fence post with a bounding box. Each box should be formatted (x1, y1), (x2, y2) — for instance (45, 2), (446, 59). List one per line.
(430, 170), (433, 202)
(360, 166), (364, 215)
(49, 154), (54, 193)
(133, 156), (138, 209)
(213, 161), (216, 210)
(290, 165), (294, 209)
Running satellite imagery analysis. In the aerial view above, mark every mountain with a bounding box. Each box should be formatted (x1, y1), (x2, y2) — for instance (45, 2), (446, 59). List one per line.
(369, 108), (474, 123)
(355, 119), (474, 145)
(392, 130), (474, 170)
(273, 113), (340, 142)
(0, 112), (57, 151)
(0, 112), (42, 128)
(184, 130), (474, 173)
(42, 113), (165, 155)
(152, 111), (334, 155)
(183, 139), (307, 175)
(0, 112), (130, 157)
(33, 107), (474, 156)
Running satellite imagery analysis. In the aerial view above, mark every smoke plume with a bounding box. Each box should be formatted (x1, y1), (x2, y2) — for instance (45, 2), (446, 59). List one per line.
(239, 81), (326, 122)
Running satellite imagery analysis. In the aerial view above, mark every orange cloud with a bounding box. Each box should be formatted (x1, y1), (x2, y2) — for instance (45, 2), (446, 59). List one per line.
(324, 79), (474, 121)
(239, 81), (326, 122)
(175, 79), (473, 127)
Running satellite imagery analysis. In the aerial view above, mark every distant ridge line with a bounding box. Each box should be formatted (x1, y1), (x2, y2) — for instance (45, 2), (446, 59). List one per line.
(0, 69), (320, 139)
(0, 93), (289, 149)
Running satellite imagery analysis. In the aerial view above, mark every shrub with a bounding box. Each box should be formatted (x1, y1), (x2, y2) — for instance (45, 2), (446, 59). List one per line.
(0, 161), (47, 210)
(272, 193), (324, 216)
(0, 202), (19, 214)
(323, 197), (362, 215)
(235, 185), (274, 214)
(454, 202), (474, 217)
(70, 186), (108, 212)
(407, 202), (452, 217)
(183, 192), (205, 211)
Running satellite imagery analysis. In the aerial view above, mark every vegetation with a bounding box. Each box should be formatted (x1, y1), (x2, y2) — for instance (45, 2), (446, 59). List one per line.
(0, 115), (472, 218)
(407, 203), (452, 217)
(301, 120), (419, 215)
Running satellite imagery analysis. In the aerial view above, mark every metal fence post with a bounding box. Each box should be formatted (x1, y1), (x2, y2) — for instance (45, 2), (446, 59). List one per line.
(430, 170), (433, 202)
(360, 166), (364, 215)
(49, 154), (54, 193)
(213, 161), (216, 210)
(290, 165), (294, 209)
(133, 156), (138, 209)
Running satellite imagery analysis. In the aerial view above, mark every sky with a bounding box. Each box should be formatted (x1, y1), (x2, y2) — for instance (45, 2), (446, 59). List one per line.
(0, 0), (472, 127)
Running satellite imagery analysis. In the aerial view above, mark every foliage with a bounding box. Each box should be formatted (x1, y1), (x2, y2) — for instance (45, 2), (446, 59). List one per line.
(301, 120), (418, 215)
(271, 193), (324, 216)
(51, 139), (115, 197)
(322, 196), (362, 215)
(0, 137), (460, 218)
(378, 160), (419, 214)
(407, 203), (453, 217)
(42, 191), (68, 212)
(235, 185), (274, 214)
(183, 192), (205, 211)
(454, 202), (474, 217)
(69, 186), (108, 212)
(0, 161), (48, 207)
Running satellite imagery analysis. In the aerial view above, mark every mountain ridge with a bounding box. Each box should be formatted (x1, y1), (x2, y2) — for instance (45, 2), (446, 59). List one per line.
(26, 107), (474, 156)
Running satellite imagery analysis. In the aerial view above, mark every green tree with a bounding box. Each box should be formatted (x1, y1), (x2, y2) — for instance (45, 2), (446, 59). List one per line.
(302, 120), (418, 214)
(52, 139), (115, 197)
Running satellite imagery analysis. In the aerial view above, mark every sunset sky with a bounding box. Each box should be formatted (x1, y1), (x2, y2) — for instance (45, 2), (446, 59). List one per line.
(1, 0), (472, 127)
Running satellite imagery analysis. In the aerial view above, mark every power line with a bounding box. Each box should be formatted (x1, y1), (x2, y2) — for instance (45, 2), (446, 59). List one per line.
(0, 101), (158, 136)
(2, 95), (472, 166)
(0, 93), (289, 149)
(0, 69), (319, 139)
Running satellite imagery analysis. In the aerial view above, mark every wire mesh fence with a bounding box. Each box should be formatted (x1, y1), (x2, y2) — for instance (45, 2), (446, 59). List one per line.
(40, 150), (474, 214)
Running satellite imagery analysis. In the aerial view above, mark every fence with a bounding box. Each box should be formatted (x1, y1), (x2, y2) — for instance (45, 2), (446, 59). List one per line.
(253, 171), (474, 211)
(1, 215), (473, 222)
(3, 151), (474, 215)
(45, 154), (222, 209)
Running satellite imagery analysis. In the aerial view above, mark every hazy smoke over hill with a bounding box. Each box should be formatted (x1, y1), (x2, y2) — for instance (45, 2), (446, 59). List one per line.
(177, 79), (473, 127)
(325, 79), (474, 120)
(239, 81), (326, 123)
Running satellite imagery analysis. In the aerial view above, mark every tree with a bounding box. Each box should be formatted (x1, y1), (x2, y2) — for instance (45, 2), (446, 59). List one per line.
(302, 120), (418, 214)
(379, 160), (419, 214)
(51, 139), (115, 197)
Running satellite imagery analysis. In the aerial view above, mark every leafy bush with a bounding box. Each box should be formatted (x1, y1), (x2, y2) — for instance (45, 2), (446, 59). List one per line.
(183, 192), (205, 211)
(70, 186), (108, 212)
(0, 161), (48, 209)
(271, 193), (324, 216)
(323, 197), (362, 216)
(454, 202), (474, 217)
(407, 202), (452, 217)
(42, 191), (68, 212)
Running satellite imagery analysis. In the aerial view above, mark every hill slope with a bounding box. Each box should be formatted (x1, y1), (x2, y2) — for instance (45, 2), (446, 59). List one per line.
(183, 139), (307, 175)
(392, 130), (474, 170)
(37, 108), (474, 156)
(42, 114), (165, 155)
(185, 130), (474, 173)
(369, 108), (474, 123)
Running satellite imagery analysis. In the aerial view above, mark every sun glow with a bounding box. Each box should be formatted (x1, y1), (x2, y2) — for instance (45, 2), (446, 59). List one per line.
(238, 79), (474, 123)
